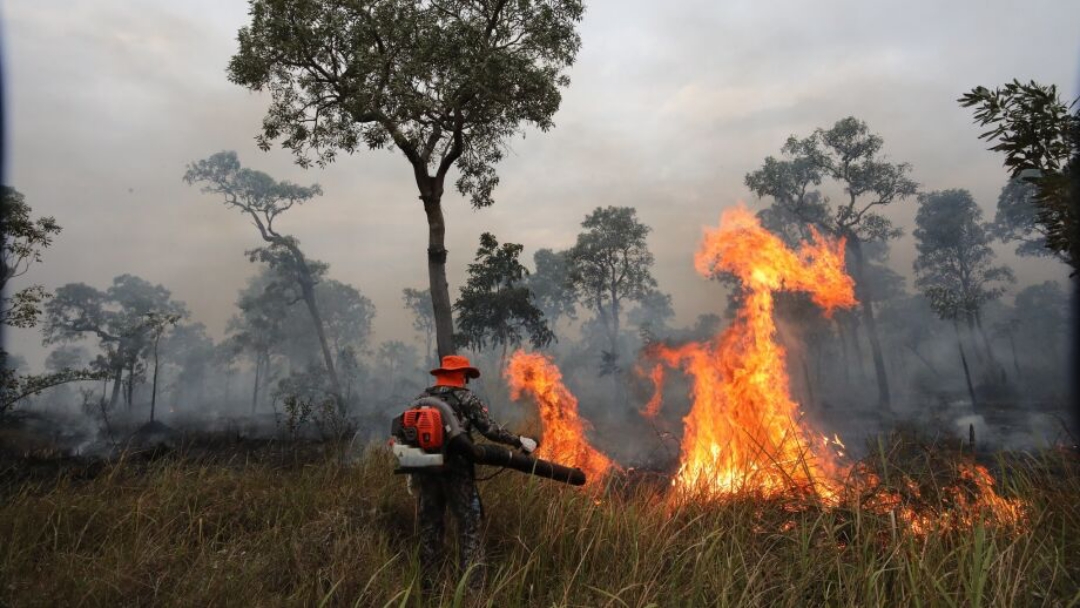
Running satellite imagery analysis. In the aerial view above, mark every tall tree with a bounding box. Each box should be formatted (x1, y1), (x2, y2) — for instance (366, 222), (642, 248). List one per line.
(454, 233), (553, 364)
(745, 117), (919, 411)
(566, 206), (657, 364)
(960, 80), (1078, 271)
(144, 311), (182, 422)
(184, 151), (345, 408)
(160, 322), (215, 411)
(402, 287), (436, 366)
(913, 189), (1014, 386)
(227, 271), (291, 414)
(228, 0), (585, 360)
(527, 248), (577, 337)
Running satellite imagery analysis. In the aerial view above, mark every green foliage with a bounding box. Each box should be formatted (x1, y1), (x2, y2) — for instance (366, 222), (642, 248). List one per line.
(990, 175), (1062, 259)
(913, 189), (1014, 322)
(184, 150), (327, 294)
(226, 269), (294, 367)
(959, 80), (1079, 269)
(227, 0), (584, 207)
(0, 186), (61, 292)
(184, 151), (322, 249)
(1, 187), (62, 329)
(745, 116), (918, 243)
(527, 248), (577, 331)
(0, 360), (107, 415)
(2, 284), (49, 330)
(566, 206), (657, 354)
(454, 233), (554, 353)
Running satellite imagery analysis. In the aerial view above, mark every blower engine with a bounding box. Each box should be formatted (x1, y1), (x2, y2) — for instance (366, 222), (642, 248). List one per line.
(390, 397), (586, 486)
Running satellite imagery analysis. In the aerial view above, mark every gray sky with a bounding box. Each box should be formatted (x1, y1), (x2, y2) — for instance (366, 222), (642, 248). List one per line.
(4, 0), (1078, 370)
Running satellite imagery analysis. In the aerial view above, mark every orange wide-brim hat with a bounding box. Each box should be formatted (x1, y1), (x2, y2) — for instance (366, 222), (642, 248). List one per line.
(429, 354), (481, 379)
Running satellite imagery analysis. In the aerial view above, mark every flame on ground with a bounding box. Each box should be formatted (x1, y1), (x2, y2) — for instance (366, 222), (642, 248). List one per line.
(506, 351), (617, 483)
(641, 204), (1025, 530)
(647, 205), (855, 499)
(640, 363), (665, 419)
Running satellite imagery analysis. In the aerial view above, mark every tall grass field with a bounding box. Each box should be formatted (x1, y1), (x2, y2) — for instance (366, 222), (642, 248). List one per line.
(1, 437), (1078, 607)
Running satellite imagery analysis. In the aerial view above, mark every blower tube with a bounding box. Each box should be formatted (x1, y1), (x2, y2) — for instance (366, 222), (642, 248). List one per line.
(404, 396), (587, 487)
(449, 435), (587, 486)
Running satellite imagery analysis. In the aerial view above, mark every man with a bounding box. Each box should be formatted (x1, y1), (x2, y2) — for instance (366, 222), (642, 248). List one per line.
(413, 354), (538, 588)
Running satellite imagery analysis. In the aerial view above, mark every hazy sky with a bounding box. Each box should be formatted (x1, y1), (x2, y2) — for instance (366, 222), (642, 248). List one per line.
(4, 0), (1078, 370)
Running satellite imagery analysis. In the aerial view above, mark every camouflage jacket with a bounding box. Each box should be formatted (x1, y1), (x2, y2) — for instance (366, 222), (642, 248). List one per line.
(419, 385), (522, 448)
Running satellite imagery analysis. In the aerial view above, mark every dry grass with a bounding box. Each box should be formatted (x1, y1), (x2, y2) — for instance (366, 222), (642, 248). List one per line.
(1, 437), (1078, 608)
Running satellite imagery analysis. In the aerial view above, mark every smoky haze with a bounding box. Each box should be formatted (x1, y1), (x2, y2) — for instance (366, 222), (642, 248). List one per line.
(1, 1), (1077, 454)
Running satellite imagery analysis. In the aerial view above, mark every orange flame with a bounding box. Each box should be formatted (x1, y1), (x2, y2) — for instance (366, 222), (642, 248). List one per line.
(506, 351), (617, 483)
(640, 363), (665, 419)
(643, 204), (1026, 530)
(647, 205), (855, 498)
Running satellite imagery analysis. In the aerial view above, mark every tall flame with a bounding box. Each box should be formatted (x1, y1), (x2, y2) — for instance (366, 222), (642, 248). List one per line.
(506, 351), (616, 483)
(649, 205), (856, 498)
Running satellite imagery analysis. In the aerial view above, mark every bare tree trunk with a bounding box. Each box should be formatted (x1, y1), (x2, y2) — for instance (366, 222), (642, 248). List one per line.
(421, 192), (456, 361)
(150, 336), (161, 422)
(125, 360), (136, 410)
(849, 239), (891, 411)
(1007, 331), (1021, 377)
(251, 352), (262, 415)
(954, 321), (978, 410)
(834, 319), (850, 386)
(298, 275), (344, 412)
(973, 311), (1004, 382)
(109, 367), (123, 408)
(611, 292), (621, 361)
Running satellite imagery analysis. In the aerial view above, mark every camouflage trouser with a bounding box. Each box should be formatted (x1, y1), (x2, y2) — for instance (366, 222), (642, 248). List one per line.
(414, 466), (484, 587)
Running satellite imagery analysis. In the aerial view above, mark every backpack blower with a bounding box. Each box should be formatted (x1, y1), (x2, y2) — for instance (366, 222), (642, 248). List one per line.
(390, 397), (586, 486)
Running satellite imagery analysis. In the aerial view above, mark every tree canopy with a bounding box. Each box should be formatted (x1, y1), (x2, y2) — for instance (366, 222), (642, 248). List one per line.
(185, 150), (347, 408)
(913, 189), (1014, 322)
(745, 117), (919, 411)
(454, 232), (553, 356)
(228, 0), (585, 360)
(566, 206), (657, 363)
(527, 248), (577, 334)
(960, 80), (1079, 270)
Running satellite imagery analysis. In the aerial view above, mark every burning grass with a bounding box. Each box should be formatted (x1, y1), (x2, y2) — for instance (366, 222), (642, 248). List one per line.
(1, 436), (1077, 607)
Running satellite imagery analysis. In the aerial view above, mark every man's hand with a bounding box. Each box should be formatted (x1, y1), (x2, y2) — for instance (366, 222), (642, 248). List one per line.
(519, 436), (538, 454)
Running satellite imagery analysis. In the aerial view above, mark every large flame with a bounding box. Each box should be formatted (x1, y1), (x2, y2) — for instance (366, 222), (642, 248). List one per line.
(642, 204), (1025, 529)
(506, 351), (616, 483)
(647, 205), (856, 498)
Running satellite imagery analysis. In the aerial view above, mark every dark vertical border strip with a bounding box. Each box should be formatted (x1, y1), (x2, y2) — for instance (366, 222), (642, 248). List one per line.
(1070, 54), (1080, 443)
(0, 4), (8, 358)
